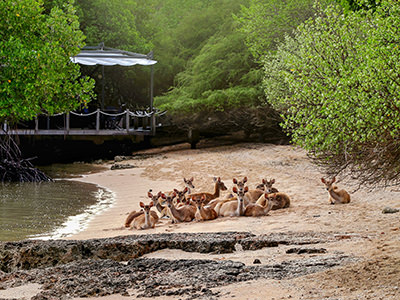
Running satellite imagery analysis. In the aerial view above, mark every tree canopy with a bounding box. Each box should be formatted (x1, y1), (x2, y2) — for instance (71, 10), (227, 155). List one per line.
(264, 0), (400, 186)
(0, 0), (94, 124)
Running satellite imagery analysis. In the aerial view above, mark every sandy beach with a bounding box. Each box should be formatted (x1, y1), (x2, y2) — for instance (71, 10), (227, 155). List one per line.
(1, 141), (399, 299)
(65, 141), (400, 299)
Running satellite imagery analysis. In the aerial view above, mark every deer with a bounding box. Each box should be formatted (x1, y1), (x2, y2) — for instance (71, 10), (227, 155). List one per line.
(261, 178), (279, 193)
(233, 177), (263, 203)
(132, 202), (159, 230)
(147, 190), (169, 218)
(193, 194), (218, 221)
(321, 177), (351, 204)
(162, 192), (195, 223)
(244, 195), (273, 217)
(187, 177), (228, 205)
(125, 201), (159, 229)
(256, 192), (290, 210)
(217, 186), (249, 217)
(174, 187), (189, 207)
(184, 177), (195, 194)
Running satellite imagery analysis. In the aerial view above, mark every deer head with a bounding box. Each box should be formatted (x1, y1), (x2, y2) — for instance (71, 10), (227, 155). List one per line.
(161, 192), (177, 208)
(184, 177), (195, 189)
(233, 177), (248, 192)
(321, 177), (336, 191)
(262, 178), (276, 193)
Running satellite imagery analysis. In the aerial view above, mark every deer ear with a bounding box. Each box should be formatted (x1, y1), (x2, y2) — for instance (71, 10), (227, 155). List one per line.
(332, 177), (336, 183)
(149, 202), (154, 208)
(190, 177), (194, 182)
(183, 187), (188, 193)
(174, 188), (178, 193)
(244, 177), (248, 183)
(232, 186), (238, 194)
(176, 198), (180, 203)
(201, 194), (206, 200)
(262, 178), (266, 184)
(172, 192), (177, 198)
(321, 178), (326, 183)
(244, 186), (249, 192)
(271, 179), (275, 184)
(148, 192), (153, 198)
(217, 177), (221, 182)
(161, 193), (166, 199)
(233, 178), (237, 184)
(157, 191), (162, 197)
(140, 202), (145, 208)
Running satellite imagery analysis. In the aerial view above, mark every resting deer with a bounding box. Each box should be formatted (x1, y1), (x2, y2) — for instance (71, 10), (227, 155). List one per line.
(148, 190), (168, 217)
(217, 186), (248, 217)
(321, 177), (351, 204)
(174, 187), (189, 207)
(188, 177), (227, 205)
(194, 195), (218, 221)
(162, 192), (195, 223)
(256, 192), (290, 210)
(125, 201), (159, 229)
(133, 202), (159, 229)
(244, 195), (273, 217)
(184, 177), (195, 194)
(233, 177), (263, 203)
(262, 178), (279, 193)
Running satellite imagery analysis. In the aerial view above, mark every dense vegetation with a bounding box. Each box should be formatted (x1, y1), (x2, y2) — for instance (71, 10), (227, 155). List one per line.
(2, 0), (400, 186)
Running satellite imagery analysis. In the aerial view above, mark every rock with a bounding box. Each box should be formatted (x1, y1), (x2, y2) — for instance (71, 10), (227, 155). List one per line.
(253, 259), (261, 264)
(382, 207), (399, 214)
(110, 164), (136, 170)
(286, 248), (327, 254)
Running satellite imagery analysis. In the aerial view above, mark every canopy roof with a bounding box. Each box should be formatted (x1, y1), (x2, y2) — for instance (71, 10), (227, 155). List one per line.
(70, 43), (157, 66)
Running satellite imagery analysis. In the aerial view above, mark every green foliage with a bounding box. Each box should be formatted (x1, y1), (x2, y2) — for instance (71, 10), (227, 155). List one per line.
(266, 0), (400, 185)
(234, 0), (333, 61)
(0, 0), (94, 123)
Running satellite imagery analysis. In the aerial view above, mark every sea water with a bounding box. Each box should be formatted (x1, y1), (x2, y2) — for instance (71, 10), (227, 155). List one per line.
(0, 165), (114, 241)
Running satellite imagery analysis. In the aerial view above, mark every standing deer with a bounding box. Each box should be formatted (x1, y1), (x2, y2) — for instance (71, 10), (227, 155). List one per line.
(256, 192), (290, 210)
(244, 195), (273, 217)
(321, 177), (351, 204)
(233, 177), (263, 203)
(194, 195), (218, 221)
(217, 186), (249, 217)
(162, 192), (195, 223)
(184, 177), (195, 194)
(188, 177), (228, 204)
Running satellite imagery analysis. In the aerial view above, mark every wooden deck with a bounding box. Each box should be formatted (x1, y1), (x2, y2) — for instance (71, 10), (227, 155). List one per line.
(0, 109), (164, 136)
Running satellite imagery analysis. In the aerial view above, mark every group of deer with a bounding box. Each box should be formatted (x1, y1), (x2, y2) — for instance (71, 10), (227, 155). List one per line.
(125, 176), (292, 230)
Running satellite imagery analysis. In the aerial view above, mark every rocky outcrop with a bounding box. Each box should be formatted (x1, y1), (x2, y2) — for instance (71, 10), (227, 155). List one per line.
(0, 232), (359, 299)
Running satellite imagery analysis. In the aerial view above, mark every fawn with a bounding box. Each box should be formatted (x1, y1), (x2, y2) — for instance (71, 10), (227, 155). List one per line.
(162, 192), (195, 223)
(194, 195), (218, 221)
(256, 192), (290, 210)
(244, 195), (273, 217)
(174, 187), (189, 207)
(233, 177), (263, 203)
(188, 177), (228, 204)
(148, 190), (168, 217)
(132, 202), (159, 230)
(321, 177), (351, 204)
(217, 186), (249, 217)
(184, 177), (195, 194)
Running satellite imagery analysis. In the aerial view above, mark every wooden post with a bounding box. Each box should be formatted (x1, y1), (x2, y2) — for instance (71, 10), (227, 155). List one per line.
(151, 114), (156, 135)
(35, 118), (38, 133)
(66, 113), (70, 134)
(96, 109), (100, 132)
(126, 109), (130, 133)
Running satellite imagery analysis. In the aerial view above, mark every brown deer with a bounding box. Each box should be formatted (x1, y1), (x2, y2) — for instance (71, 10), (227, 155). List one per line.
(132, 202), (159, 230)
(194, 195), (218, 221)
(321, 177), (351, 204)
(256, 192), (290, 210)
(188, 177), (228, 205)
(125, 201), (159, 229)
(162, 192), (195, 223)
(217, 186), (249, 217)
(233, 177), (263, 203)
(262, 178), (279, 193)
(174, 187), (189, 207)
(244, 195), (273, 217)
(184, 177), (195, 194)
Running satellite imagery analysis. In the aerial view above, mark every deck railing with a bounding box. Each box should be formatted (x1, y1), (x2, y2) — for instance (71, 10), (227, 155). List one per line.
(1, 109), (166, 136)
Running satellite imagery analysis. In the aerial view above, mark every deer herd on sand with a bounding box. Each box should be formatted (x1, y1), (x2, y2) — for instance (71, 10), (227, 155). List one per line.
(125, 176), (351, 230)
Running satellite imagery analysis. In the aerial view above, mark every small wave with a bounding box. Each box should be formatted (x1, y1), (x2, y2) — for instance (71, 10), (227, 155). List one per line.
(30, 185), (115, 240)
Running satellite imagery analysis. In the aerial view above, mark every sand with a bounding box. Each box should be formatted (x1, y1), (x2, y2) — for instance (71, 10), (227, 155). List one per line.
(4, 142), (400, 299)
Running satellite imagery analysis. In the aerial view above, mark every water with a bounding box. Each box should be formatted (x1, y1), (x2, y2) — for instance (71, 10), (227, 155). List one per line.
(0, 165), (114, 242)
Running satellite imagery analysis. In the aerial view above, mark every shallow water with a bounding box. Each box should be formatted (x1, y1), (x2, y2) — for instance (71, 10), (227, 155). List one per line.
(0, 164), (113, 242)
